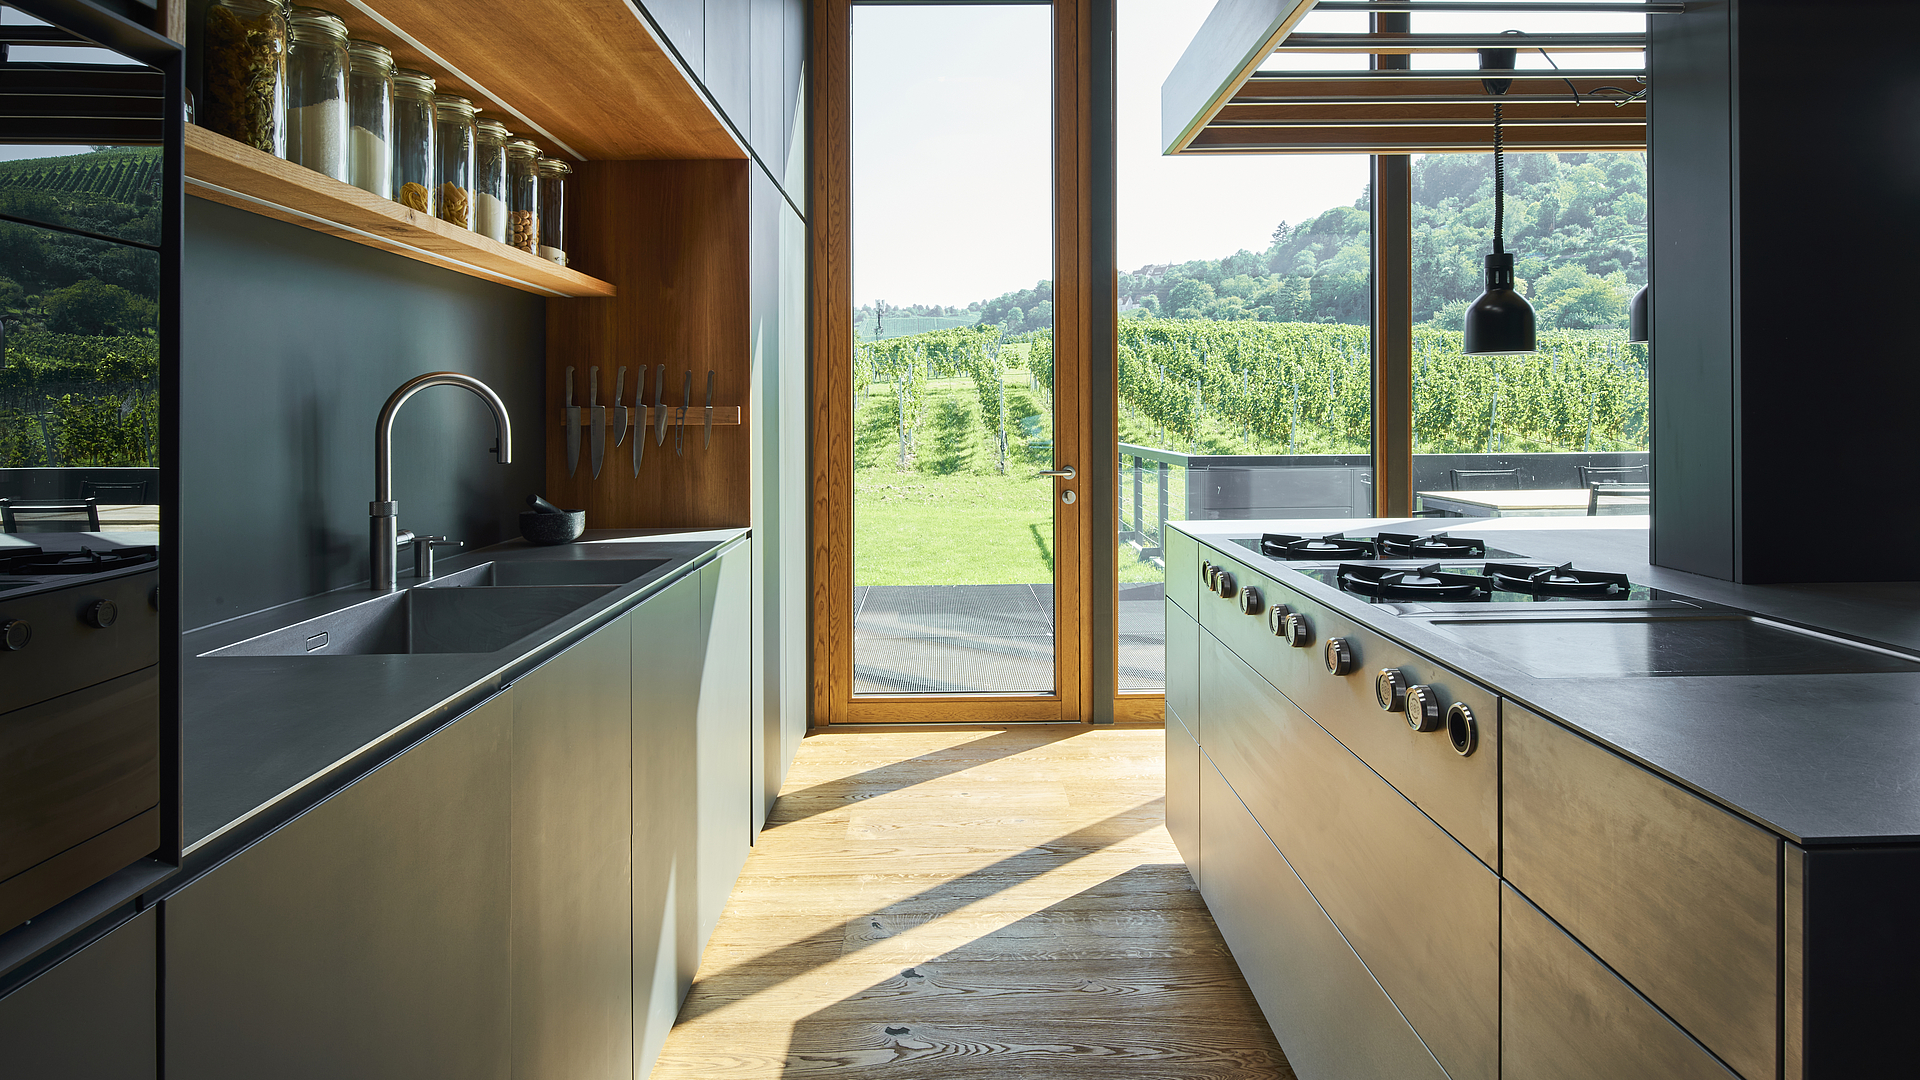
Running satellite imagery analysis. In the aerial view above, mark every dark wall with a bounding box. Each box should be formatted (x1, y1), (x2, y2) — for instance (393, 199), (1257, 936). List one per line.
(180, 199), (544, 629)
(1651, 0), (1920, 582)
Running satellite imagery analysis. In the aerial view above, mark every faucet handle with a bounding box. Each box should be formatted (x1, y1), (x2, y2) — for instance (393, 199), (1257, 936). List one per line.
(408, 536), (463, 581)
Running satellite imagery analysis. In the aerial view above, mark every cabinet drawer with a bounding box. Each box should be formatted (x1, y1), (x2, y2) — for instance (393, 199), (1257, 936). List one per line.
(1165, 527), (1200, 619)
(1165, 702), (1199, 881)
(1198, 755), (1444, 1080)
(1202, 632), (1497, 1080)
(1196, 549), (1498, 867)
(1165, 596), (1198, 730)
(1504, 885), (1739, 1080)
(1504, 703), (1777, 1080)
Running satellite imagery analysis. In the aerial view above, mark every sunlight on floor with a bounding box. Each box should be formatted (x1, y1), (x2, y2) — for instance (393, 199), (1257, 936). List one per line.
(650, 726), (1295, 1079)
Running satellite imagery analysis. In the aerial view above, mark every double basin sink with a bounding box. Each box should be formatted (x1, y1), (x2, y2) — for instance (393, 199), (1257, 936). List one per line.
(205, 558), (665, 657)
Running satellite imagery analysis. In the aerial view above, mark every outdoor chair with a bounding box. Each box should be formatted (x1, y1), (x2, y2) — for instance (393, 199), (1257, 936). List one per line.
(1588, 483), (1651, 516)
(1448, 469), (1521, 491)
(80, 479), (151, 504)
(1, 497), (101, 533)
(1577, 464), (1649, 488)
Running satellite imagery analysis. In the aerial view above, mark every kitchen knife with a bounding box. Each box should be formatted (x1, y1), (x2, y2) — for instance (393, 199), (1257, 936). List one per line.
(612, 366), (628, 448)
(564, 365), (580, 477)
(704, 369), (715, 450)
(678, 370), (691, 457)
(632, 363), (648, 476)
(588, 365), (606, 479)
(654, 366), (668, 446)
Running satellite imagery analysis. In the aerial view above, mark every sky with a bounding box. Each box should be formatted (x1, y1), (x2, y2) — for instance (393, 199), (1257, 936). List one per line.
(850, 0), (1643, 310)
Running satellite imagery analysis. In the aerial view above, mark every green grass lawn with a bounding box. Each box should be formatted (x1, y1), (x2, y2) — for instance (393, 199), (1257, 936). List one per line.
(855, 372), (1166, 587)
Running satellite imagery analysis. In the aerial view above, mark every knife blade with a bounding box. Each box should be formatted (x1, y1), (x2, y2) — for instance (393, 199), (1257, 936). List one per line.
(564, 365), (580, 478)
(588, 365), (606, 479)
(612, 366), (628, 448)
(704, 369), (715, 450)
(632, 363), (648, 476)
(654, 366), (668, 446)
(677, 370), (691, 457)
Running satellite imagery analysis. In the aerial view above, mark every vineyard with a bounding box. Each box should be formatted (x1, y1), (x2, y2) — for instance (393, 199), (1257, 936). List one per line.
(0, 148), (163, 206)
(0, 330), (160, 469)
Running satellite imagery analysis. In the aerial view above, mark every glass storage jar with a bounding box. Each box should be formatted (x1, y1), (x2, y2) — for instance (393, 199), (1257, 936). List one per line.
(472, 118), (510, 243)
(506, 138), (541, 253)
(345, 39), (393, 198)
(391, 69), (436, 213)
(535, 156), (572, 265)
(284, 8), (349, 180)
(202, 0), (285, 155)
(431, 95), (476, 229)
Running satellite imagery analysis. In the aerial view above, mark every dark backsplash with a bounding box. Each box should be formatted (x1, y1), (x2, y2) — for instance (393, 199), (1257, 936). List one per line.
(181, 199), (545, 630)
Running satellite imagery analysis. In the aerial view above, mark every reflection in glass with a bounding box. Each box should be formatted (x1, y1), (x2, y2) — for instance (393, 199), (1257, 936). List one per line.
(0, 145), (164, 246)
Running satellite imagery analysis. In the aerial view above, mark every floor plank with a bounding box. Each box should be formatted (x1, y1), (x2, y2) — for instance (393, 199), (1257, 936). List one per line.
(650, 725), (1296, 1079)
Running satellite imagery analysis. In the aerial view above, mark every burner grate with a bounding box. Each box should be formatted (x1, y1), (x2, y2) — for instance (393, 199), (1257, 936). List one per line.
(1483, 561), (1630, 598)
(0, 545), (158, 576)
(1337, 562), (1491, 602)
(1375, 532), (1489, 559)
(1262, 532), (1377, 560)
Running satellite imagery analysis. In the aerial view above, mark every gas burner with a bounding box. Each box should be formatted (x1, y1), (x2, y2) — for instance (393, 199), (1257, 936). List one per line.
(1262, 532), (1377, 560)
(1376, 532), (1489, 559)
(1337, 563), (1491, 602)
(1, 545), (157, 576)
(1483, 562), (1630, 598)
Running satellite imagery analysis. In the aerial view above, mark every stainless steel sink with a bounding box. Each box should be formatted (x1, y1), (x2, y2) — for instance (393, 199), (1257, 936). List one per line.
(422, 558), (666, 588)
(204, 585), (613, 657)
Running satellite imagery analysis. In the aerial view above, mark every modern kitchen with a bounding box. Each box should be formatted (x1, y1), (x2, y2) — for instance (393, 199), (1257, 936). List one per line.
(2, 0), (1916, 1078)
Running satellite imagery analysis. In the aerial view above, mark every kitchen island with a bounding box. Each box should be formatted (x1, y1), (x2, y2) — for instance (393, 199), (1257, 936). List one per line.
(1169, 516), (1920, 1080)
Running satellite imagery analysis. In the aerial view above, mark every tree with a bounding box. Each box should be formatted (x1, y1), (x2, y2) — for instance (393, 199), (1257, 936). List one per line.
(1168, 279), (1214, 319)
(43, 278), (155, 336)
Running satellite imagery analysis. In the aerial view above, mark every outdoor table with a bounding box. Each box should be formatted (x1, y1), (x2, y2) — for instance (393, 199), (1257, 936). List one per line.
(1415, 489), (1649, 518)
(96, 504), (162, 530)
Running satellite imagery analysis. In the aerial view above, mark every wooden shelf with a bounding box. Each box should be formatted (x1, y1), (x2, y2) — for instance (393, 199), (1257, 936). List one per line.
(335, 0), (745, 161)
(184, 125), (617, 299)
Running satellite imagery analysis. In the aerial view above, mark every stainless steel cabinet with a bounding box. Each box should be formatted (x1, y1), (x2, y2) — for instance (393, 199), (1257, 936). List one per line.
(705, 0), (750, 138)
(1198, 753), (1445, 1080)
(1504, 702), (1777, 1080)
(1503, 885), (1738, 1080)
(1165, 596), (1198, 729)
(643, 0), (704, 80)
(1201, 629), (1498, 1080)
(165, 695), (513, 1080)
(511, 622), (636, 1080)
(696, 547), (754, 954)
(1164, 528), (1200, 619)
(1165, 598), (1201, 875)
(0, 908), (156, 1080)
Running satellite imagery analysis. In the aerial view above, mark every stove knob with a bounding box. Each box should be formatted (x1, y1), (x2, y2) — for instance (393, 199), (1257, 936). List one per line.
(1282, 612), (1312, 648)
(1205, 564), (1222, 594)
(1324, 637), (1354, 676)
(1376, 668), (1408, 711)
(1238, 586), (1263, 616)
(1266, 605), (1292, 637)
(150, 585), (160, 611)
(1447, 702), (1479, 757)
(1216, 571), (1237, 599)
(1, 619), (30, 651)
(85, 599), (119, 629)
(1406, 684), (1444, 732)
(1201, 560), (1215, 589)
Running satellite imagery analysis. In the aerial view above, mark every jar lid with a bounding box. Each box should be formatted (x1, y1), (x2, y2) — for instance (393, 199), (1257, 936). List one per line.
(346, 38), (392, 65)
(505, 138), (542, 157)
(286, 6), (347, 36)
(393, 68), (437, 93)
(535, 157), (573, 176)
(210, 0), (281, 16)
(433, 94), (477, 117)
(474, 118), (510, 140)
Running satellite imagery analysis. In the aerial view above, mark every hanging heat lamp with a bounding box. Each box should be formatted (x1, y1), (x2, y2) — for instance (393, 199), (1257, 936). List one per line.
(1463, 44), (1537, 356)
(1628, 284), (1649, 343)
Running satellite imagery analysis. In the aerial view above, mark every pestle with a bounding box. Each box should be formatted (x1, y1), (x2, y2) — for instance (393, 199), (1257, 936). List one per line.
(526, 494), (568, 515)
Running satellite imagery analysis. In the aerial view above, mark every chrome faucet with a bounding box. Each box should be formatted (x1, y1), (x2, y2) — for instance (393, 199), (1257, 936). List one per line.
(371, 372), (513, 592)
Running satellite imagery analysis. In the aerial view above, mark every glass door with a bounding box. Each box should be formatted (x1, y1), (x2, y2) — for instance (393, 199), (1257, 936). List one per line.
(845, 1), (1074, 713)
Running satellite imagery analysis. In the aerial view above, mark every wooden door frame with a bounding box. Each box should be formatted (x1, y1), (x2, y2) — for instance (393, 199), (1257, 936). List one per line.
(808, 0), (1106, 726)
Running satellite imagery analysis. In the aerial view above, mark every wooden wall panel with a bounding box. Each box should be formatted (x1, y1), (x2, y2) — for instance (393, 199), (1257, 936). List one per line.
(808, 0), (852, 728)
(546, 160), (751, 528)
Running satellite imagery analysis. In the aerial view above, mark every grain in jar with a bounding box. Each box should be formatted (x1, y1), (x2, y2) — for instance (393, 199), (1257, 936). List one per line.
(506, 138), (540, 253)
(284, 8), (350, 181)
(535, 156), (571, 265)
(202, 0), (286, 155)
(346, 39), (393, 198)
(431, 95), (476, 229)
(391, 69), (436, 214)
(473, 119), (510, 244)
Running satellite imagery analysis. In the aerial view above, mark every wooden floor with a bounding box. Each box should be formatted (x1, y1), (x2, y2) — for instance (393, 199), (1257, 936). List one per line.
(651, 725), (1296, 1079)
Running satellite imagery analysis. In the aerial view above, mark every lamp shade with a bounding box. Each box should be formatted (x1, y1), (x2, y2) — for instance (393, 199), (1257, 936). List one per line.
(1463, 253), (1536, 356)
(1628, 284), (1649, 343)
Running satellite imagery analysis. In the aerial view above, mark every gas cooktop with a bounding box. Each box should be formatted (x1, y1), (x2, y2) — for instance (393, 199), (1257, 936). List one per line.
(1297, 561), (1694, 608)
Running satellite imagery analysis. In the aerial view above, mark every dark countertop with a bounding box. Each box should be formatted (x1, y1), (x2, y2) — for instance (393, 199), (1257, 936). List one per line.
(1175, 517), (1920, 846)
(179, 528), (747, 855)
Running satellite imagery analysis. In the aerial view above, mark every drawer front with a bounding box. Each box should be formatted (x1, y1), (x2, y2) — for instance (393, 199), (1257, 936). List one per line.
(1199, 754), (1446, 1080)
(1165, 596), (1199, 730)
(1504, 885), (1740, 1080)
(1504, 703), (1778, 1080)
(1165, 703), (1200, 882)
(1165, 527), (1201, 619)
(0, 666), (160, 885)
(1203, 632), (1498, 1080)
(1196, 549), (1498, 867)
(0, 570), (159, 714)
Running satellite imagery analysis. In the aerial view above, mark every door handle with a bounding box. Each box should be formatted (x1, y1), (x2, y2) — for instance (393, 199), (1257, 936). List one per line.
(1033, 465), (1076, 480)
